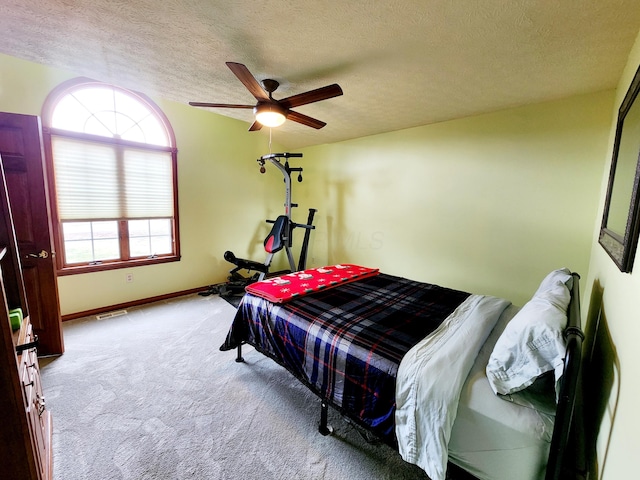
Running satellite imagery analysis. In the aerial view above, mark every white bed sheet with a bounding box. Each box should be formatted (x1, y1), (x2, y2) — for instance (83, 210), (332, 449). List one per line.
(395, 295), (511, 480)
(448, 304), (556, 480)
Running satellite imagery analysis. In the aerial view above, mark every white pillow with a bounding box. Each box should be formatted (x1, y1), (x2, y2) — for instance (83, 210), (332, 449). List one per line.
(534, 268), (573, 297)
(486, 269), (572, 396)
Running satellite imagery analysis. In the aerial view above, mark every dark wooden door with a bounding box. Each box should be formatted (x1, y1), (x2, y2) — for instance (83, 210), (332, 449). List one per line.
(0, 112), (63, 355)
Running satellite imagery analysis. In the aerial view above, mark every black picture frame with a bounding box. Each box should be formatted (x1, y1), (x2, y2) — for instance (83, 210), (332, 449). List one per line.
(599, 64), (640, 273)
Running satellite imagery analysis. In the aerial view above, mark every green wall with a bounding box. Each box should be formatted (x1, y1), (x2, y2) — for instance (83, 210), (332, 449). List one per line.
(583, 30), (640, 480)
(301, 91), (613, 306)
(2, 53), (612, 312)
(0, 54), (287, 315)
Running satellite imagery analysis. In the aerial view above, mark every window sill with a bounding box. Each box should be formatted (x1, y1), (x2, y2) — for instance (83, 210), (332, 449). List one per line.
(57, 255), (180, 276)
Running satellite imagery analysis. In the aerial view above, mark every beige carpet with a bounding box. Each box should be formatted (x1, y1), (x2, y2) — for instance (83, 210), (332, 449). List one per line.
(41, 293), (474, 479)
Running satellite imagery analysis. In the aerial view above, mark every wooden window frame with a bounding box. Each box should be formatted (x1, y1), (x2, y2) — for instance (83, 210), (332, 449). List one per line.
(41, 78), (180, 275)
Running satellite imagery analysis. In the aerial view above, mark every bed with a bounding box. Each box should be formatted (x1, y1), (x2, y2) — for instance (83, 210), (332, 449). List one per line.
(220, 265), (584, 480)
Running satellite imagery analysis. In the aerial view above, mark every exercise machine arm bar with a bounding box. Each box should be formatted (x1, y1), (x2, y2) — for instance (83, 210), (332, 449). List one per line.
(257, 152), (304, 218)
(259, 152), (303, 160)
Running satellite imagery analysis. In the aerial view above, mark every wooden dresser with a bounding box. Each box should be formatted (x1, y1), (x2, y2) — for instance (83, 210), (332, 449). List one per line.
(0, 157), (52, 479)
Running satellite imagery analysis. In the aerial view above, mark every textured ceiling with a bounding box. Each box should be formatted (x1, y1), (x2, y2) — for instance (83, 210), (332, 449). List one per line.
(1, 0), (640, 149)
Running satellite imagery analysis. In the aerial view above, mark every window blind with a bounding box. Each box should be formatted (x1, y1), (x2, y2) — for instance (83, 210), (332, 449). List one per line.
(52, 136), (174, 220)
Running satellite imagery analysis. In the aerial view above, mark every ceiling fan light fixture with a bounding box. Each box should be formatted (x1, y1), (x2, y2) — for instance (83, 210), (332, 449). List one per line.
(254, 104), (286, 127)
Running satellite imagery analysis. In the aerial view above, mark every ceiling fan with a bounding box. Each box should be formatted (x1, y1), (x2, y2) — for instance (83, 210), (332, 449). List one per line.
(189, 62), (343, 131)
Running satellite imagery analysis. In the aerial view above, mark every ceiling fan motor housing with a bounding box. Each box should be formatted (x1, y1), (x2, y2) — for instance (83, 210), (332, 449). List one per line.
(262, 79), (280, 95)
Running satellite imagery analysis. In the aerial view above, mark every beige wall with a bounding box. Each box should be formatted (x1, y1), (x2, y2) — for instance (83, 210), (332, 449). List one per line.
(301, 91), (613, 306)
(0, 54), (287, 315)
(582, 30), (640, 480)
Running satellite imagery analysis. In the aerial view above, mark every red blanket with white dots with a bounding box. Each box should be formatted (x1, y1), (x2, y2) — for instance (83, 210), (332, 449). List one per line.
(245, 264), (380, 303)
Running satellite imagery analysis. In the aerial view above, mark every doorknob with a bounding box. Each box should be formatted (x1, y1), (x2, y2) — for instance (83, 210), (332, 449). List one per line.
(26, 250), (49, 259)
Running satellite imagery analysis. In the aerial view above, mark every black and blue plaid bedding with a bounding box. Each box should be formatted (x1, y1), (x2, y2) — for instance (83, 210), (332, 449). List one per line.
(220, 273), (470, 443)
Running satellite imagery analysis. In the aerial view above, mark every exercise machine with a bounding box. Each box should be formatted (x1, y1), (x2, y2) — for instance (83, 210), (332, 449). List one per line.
(202, 152), (317, 298)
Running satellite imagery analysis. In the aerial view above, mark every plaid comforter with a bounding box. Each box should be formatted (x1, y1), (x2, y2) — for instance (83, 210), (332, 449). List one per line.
(220, 273), (471, 443)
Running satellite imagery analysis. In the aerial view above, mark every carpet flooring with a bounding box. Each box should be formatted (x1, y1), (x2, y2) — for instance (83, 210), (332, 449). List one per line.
(40, 293), (476, 480)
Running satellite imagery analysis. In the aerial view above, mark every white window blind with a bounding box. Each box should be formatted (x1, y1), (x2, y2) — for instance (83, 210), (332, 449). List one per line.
(52, 136), (174, 221)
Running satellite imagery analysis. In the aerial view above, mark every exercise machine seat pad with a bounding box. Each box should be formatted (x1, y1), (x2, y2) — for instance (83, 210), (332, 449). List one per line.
(264, 215), (288, 253)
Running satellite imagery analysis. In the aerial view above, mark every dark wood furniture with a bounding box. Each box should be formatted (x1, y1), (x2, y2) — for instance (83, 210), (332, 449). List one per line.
(0, 158), (52, 480)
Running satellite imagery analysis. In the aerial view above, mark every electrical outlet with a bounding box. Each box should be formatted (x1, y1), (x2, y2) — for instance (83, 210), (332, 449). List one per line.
(126, 273), (134, 283)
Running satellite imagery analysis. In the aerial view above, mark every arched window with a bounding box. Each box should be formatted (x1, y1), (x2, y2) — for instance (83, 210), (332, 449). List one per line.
(42, 78), (180, 274)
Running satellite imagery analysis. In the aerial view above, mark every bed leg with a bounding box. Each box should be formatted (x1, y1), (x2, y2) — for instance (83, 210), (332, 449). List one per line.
(319, 400), (334, 436)
(235, 344), (244, 363)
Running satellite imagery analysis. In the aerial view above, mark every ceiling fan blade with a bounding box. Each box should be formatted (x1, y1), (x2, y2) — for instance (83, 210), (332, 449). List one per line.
(279, 84), (343, 109)
(248, 120), (263, 131)
(286, 110), (327, 129)
(226, 62), (270, 102)
(189, 102), (254, 109)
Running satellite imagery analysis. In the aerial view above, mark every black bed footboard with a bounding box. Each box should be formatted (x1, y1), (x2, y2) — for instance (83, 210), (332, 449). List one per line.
(545, 272), (585, 480)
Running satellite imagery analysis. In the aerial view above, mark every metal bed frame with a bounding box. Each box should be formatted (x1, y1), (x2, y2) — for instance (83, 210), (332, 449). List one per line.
(545, 272), (585, 480)
(229, 272), (586, 480)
